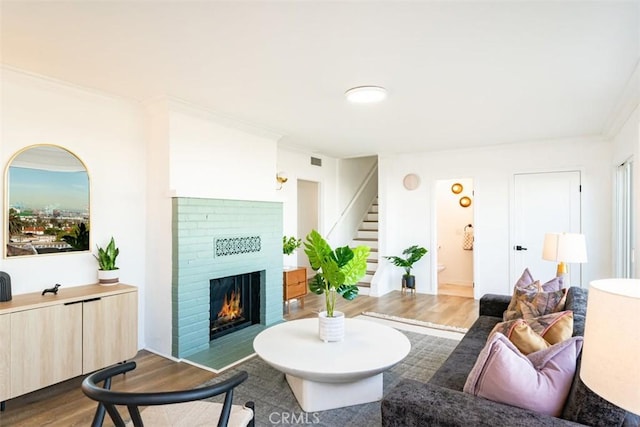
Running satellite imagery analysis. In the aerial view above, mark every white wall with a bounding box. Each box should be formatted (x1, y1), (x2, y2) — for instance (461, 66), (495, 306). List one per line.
(169, 102), (280, 201)
(296, 179), (318, 272)
(436, 178), (474, 287)
(0, 68), (147, 346)
(378, 137), (612, 298)
(276, 146), (339, 265)
(337, 156), (377, 211)
(143, 99), (172, 354)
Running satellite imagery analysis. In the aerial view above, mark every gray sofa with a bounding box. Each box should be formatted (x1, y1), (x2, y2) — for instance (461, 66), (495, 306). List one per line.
(381, 287), (639, 426)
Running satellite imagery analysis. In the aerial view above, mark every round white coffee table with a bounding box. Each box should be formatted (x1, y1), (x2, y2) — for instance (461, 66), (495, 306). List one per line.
(253, 317), (411, 412)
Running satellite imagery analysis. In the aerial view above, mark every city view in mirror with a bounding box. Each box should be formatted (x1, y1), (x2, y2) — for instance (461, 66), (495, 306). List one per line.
(6, 145), (90, 257)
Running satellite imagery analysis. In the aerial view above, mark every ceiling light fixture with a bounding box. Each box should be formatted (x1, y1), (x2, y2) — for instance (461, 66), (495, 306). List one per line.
(345, 86), (387, 103)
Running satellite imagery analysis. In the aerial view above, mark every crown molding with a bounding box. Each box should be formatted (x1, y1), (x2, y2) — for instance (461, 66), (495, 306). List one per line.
(144, 96), (285, 142)
(0, 64), (139, 105)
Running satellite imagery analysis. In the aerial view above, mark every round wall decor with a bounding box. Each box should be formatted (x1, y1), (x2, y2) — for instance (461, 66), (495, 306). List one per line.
(459, 196), (472, 208)
(403, 173), (420, 191)
(451, 183), (463, 194)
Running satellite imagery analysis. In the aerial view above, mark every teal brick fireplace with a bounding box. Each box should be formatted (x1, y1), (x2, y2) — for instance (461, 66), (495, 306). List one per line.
(172, 197), (283, 358)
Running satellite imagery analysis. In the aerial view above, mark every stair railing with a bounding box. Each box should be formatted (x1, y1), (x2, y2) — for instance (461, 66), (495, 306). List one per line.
(326, 162), (378, 248)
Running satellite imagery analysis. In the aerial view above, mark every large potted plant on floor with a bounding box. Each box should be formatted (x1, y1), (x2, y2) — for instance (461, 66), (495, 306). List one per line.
(385, 245), (428, 291)
(304, 230), (370, 342)
(94, 237), (120, 285)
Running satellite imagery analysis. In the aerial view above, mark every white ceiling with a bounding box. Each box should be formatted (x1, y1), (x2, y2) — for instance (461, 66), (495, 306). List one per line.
(1, 1), (638, 158)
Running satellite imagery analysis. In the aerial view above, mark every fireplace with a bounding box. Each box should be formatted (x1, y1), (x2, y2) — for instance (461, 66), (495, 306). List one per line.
(172, 197), (282, 358)
(210, 271), (261, 341)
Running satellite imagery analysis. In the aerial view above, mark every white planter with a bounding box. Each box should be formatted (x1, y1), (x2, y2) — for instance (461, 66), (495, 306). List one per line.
(98, 269), (119, 286)
(318, 310), (345, 342)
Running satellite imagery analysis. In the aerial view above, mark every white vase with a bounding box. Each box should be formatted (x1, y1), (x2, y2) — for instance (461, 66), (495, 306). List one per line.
(98, 269), (119, 286)
(318, 310), (345, 342)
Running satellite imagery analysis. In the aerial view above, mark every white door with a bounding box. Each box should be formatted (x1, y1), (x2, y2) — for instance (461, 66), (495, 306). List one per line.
(512, 171), (582, 286)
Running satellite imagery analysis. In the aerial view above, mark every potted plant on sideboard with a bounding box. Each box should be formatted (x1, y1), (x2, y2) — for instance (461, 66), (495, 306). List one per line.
(385, 245), (428, 292)
(94, 237), (120, 286)
(303, 230), (370, 342)
(282, 235), (302, 256)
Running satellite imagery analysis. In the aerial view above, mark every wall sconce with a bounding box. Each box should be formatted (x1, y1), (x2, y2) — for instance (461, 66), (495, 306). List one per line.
(276, 172), (288, 190)
(451, 183), (463, 194)
(459, 196), (472, 208)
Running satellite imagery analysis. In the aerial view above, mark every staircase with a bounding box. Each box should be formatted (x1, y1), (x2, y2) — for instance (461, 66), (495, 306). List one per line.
(352, 198), (379, 293)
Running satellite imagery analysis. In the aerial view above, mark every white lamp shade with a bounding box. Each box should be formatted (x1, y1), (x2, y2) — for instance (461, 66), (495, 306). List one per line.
(542, 232), (588, 263)
(580, 279), (640, 414)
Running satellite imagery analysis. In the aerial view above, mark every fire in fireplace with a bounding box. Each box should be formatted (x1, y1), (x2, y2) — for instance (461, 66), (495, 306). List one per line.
(210, 271), (261, 340)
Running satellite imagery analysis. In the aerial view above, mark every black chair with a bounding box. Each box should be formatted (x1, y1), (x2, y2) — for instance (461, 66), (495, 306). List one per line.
(82, 361), (255, 427)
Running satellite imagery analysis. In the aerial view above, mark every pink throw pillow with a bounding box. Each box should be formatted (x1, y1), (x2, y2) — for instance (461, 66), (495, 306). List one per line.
(505, 269), (564, 320)
(515, 268), (535, 288)
(463, 333), (583, 416)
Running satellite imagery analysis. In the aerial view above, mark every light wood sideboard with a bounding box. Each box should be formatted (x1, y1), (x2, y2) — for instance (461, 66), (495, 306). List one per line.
(283, 267), (307, 313)
(0, 283), (138, 403)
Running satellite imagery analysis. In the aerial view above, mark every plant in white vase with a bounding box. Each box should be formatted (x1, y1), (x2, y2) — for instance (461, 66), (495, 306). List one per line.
(303, 230), (369, 342)
(94, 237), (120, 285)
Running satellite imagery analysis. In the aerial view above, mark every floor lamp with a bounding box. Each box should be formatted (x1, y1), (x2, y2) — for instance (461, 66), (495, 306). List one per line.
(581, 279), (640, 415)
(542, 232), (588, 281)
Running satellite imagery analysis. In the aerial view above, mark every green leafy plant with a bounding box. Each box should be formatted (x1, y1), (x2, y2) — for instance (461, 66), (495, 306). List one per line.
(384, 245), (428, 277)
(62, 222), (90, 251)
(304, 229), (370, 317)
(8, 208), (23, 236)
(94, 237), (119, 271)
(283, 235), (302, 255)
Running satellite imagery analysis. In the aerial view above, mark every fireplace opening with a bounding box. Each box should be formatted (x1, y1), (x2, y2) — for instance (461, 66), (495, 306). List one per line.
(210, 271), (261, 341)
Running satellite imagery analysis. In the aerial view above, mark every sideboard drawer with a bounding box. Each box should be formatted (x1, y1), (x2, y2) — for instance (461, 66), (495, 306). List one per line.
(283, 267), (307, 313)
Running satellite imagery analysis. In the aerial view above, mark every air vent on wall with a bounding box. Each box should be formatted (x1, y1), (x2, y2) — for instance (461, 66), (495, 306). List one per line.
(310, 157), (322, 167)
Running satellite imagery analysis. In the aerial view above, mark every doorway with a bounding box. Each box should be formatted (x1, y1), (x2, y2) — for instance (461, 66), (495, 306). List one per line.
(615, 159), (635, 278)
(297, 180), (319, 275)
(512, 171), (582, 286)
(435, 178), (474, 298)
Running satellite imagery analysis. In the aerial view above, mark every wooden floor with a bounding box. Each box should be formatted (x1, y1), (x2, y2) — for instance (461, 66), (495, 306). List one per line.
(438, 283), (475, 298)
(285, 289), (478, 329)
(0, 291), (477, 426)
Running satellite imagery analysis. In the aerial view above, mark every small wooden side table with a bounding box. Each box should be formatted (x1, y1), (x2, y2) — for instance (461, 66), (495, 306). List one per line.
(283, 267), (307, 313)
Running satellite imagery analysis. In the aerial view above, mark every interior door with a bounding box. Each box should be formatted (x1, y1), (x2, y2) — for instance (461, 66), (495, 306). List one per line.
(512, 171), (582, 286)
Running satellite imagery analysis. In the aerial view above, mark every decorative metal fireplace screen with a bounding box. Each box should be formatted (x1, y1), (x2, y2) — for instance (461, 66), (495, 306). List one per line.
(209, 271), (261, 341)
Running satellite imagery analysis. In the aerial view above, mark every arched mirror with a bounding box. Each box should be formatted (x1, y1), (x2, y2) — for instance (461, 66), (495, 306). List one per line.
(5, 145), (90, 257)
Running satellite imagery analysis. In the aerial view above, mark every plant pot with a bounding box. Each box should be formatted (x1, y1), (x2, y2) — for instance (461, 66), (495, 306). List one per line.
(318, 310), (345, 342)
(402, 275), (415, 289)
(98, 269), (119, 286)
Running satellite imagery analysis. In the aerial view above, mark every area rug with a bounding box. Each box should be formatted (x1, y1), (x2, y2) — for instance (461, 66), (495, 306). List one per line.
(204, 330), (459, 427)
(355, 314), (466, 341)
(361, 312), (468, 335)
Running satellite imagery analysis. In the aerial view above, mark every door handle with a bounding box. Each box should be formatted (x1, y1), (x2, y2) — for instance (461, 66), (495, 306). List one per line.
(514, 245), (528, 251)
